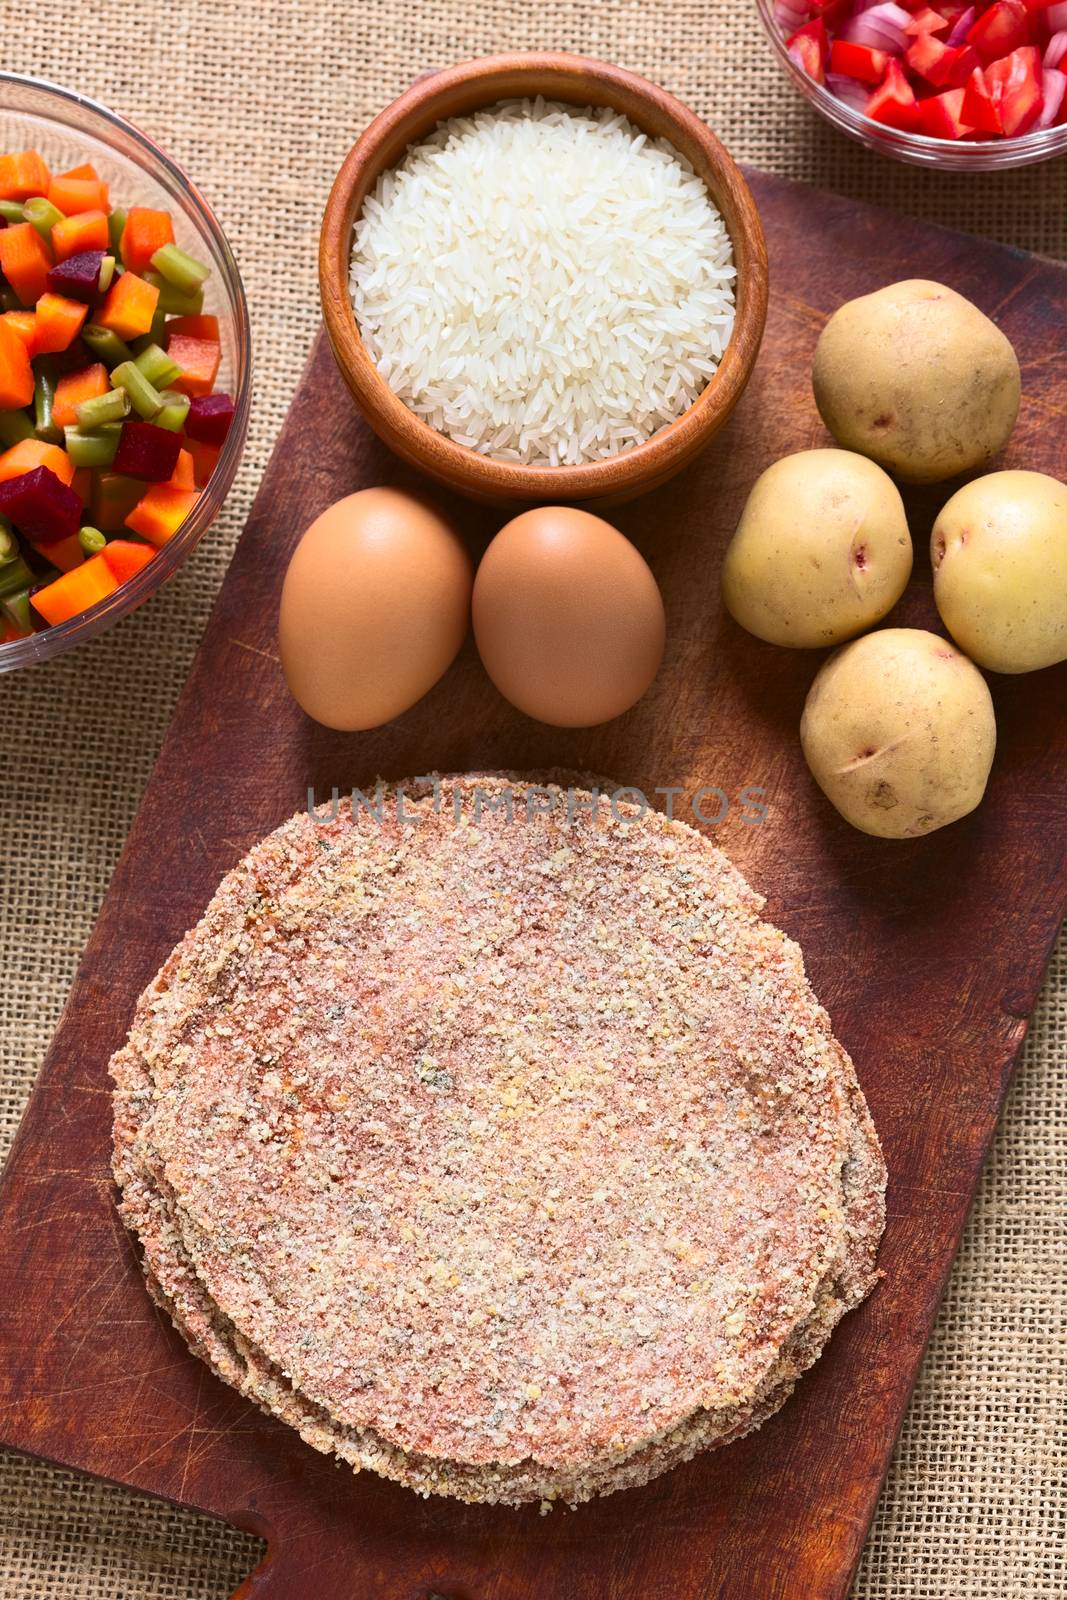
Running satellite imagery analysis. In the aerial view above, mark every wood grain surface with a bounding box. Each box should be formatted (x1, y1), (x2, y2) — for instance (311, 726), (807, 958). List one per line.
(2, 170), (1066, 1600)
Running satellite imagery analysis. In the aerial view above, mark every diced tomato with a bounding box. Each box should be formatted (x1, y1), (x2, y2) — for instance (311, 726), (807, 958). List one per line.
(986, 44), (1045, 132)
(830, 40), (890, 82)
(866, 60), (923, 128)
(919, 86), (978, 135)
(967, 1), (1031, 62)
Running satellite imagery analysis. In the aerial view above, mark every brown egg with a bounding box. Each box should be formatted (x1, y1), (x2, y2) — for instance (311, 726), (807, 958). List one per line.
(472, 507), (666, 728)
(278, 487), (472, 731)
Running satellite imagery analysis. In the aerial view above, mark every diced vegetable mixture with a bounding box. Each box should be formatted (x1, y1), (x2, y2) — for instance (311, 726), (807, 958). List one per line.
(0, 150), (235, 642)
(777, 0), (1067, 139)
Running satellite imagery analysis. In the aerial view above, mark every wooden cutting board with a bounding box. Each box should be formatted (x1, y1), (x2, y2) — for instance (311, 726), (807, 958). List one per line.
(2, 169), (1066, 1600)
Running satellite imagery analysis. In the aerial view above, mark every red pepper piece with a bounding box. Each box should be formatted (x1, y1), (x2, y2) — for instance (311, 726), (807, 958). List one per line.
(918, 86), (978, 136)
(866, 60), (923, 129)
(967, 0), (1031, 62)
(787, 19), (829, 83)
(986, 44), (1045, 133)
(830, 40), (890, 83)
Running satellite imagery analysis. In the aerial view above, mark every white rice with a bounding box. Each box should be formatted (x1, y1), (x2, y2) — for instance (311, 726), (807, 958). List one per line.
(350, 98), (736, 467)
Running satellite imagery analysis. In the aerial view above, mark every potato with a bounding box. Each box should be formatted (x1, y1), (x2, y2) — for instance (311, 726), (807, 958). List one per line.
(800, 628), (996, 838)
(812, 280), (1020, 485)
(721, 448), (912, 647)
(932, 469), (1067, 674)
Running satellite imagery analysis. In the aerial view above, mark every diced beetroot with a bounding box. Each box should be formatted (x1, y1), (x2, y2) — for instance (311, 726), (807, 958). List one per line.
(46, 250), (108, 304)
(112, 419), (183, 481)
(184, 392), (235, 446)
(51, 337), (92, 377)
(0, 465), (82, 545)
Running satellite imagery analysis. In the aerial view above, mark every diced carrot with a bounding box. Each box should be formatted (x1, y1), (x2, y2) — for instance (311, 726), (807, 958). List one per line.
(90, 471), (143, 531)
(170, 448), (196, 490)
(56, 162), (99, 182)
(96, 272), (160, 340)
(34, 531), (84, 572)
(31, 552), (118, 625)
(51, 208), (109, 262)
(167, 333), (220, 398)
(52, 362), (109, 429)
(0, 150), (51, 202)
(0, 438), (76, 487)
(0, 222), (52, 306)
(101, 538), (156, 583)
(120, 208), (175, 274)
(0, 320), (35, 408)
(125, 481), (198, 545)
(0, 310), (38, 355)
(70, 466), (92, 505)
(47, 173), (110, 216)
(33, 293), (88, 354)
(184, 438), (220, 487)
(165, 313), (220, 342)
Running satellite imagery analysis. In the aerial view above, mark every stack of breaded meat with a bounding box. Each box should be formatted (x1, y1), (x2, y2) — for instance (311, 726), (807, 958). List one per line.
(112, 776), (885, 1507)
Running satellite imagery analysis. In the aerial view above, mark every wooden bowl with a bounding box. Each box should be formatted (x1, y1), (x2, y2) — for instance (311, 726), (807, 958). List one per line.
(320, 53), (769, 505)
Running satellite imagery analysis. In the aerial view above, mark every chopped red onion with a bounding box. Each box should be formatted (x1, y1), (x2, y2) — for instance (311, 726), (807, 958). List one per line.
(826, 69), (873, 109)
(1048, 1), (1067, 33)
(946, 6), (976, 47)
(1038, 66), (1067, 125)
(840, 2), (910, 51)
(1046, 31), (1067, 70)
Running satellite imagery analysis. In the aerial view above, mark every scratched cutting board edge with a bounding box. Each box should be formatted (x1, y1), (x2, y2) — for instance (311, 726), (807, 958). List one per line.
(1, 169), (1066, 1600)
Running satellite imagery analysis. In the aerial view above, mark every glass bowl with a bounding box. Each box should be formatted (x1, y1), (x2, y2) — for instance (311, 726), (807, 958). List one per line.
(0, 72), (251, 672)
(756, 0), (1067, 170)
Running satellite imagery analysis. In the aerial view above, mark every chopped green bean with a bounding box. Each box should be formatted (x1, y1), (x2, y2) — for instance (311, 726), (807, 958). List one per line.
(0, 409), (35, 447)
(0, 200), (24, 224)
(142, 271), (204, 317)
(154, 391), (190, 432)
(0, 518), (18, 564)
(82, 324), (134, 368)
(133, 343), (180, 389)
(78, 525), (107, 556)
(76, 387), (131, 429)
(149, 242), (211, 295)
(110, 360), (163, 420)
(23, 196), (65, 242)
(98, 254), (117, 293)
(34, 363), (60, 443)
(1, 587), (32, 634)
(64, 423), (121, 468)
(0, 555), (34, 598)
(108, 207), (126, 254)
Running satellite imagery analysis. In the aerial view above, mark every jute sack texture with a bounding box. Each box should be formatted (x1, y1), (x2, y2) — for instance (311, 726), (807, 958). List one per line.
(0, 2), (1063, 1596)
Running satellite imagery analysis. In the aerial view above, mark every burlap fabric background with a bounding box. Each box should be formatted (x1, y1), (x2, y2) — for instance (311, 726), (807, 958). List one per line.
(0, 2), (1063, 1595)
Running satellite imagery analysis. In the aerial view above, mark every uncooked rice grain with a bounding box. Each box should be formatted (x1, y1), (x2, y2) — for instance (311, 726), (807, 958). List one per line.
(350, 98), (736, 466)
